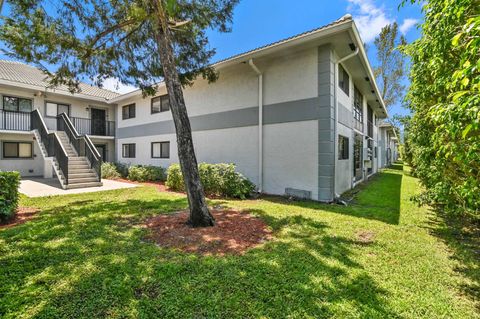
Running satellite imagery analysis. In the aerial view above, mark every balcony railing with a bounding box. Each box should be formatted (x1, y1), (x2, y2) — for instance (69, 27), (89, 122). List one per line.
(70, 116), (115, 136)
(1, 109), (115, 137)
(0, 110), (31, 131)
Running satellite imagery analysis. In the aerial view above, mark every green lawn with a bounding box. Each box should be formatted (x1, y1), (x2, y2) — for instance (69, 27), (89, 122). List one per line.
(0, 164), (478, 318)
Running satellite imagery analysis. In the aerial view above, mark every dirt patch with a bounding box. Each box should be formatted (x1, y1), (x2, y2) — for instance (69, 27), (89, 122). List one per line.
(0, 207), (40, 230)
(356, 230), (375, 244)
(144, 209), (272, 255)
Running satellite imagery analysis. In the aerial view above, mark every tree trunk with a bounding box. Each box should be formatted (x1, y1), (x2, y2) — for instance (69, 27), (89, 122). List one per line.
(152, 0), (214, 227)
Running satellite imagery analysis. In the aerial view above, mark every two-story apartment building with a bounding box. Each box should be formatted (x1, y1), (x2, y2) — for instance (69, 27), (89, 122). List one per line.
(0, 15), (392, 200)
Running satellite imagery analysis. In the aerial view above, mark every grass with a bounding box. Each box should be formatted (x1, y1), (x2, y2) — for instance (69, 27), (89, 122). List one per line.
(0, 164), (478, 318)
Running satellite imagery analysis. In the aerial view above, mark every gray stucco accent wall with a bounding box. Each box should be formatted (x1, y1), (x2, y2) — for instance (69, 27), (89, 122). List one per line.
(116, 97), (321, 139)
(317, 45), (335, 202)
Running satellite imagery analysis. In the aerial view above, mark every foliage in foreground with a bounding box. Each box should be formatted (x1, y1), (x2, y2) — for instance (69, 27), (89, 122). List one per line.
(403, 0), (480, 218)
(166, 163), (255, 199)
(0, 171), (20, 222)
(0, 166), (478, 318)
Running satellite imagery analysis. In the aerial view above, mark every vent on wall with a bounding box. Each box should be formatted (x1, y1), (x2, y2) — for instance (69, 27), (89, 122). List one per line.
(285, 188), (311, 200)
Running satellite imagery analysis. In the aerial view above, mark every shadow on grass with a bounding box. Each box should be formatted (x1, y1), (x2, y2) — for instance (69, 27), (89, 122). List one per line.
(0, 189), (401, 318)
(425, 211), (480, 310)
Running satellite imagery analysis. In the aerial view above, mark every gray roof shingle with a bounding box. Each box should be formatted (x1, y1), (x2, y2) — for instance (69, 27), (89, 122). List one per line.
(0, 60), (120, 100)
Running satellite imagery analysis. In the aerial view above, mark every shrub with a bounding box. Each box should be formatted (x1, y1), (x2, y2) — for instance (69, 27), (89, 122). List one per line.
(113, 162), (129, 178)
(166, 163), (255, 199)
(0, 171), (21, 223)
(165, 164), (184, 191)
(101, 162), (121, 179)
(127, 165), (166, 182)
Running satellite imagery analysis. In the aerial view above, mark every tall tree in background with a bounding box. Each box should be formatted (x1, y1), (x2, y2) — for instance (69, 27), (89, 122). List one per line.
(0, 0), (239, 227)
(373, 22), (407, 110)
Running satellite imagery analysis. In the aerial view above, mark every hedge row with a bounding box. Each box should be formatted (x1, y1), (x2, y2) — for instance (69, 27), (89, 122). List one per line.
(101, 162), (254, 199)
(166, 163), (255, 199)
(0, 171), (21, 222)
(101, 162), (166, 182)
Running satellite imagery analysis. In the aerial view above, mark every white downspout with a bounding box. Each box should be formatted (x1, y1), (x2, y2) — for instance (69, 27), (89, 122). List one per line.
(333, 47), (359, 198)
(248, 59), (263, 192)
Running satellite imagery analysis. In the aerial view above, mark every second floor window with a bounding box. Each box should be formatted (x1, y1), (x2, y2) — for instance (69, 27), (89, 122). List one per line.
(338, 64), (349, 96)
(122, 103), (136, 120)
(353, 86), (363, 131)
(367, 105), (374, 138)
(122, 144), (136, 158)
(2, 96), (32, 112)
(46, 102), (70, 117)
(151, 95), (170, 113)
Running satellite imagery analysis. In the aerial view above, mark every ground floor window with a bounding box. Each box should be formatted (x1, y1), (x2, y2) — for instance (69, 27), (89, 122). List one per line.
(338, 135), (349, 160)
(122, 144), (135, 158)
(2, 141), (33, 158)
(151, 141), (170, 158)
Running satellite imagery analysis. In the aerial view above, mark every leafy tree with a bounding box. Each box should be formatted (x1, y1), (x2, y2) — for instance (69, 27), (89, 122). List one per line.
(373, 22), (408, 110)
(402, 0), (479, 218)
(0, 0), (240, 227)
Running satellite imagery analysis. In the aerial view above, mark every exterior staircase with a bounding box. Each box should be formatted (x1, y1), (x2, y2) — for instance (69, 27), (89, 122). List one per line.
(31, 109), (103, 190)
(56, 131), (103, 189)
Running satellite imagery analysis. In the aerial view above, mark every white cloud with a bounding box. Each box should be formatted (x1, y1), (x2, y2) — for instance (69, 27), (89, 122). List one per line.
(399, 18), (418, 34)
(347, 0), (392, 43)
(101, 77), (137, 94)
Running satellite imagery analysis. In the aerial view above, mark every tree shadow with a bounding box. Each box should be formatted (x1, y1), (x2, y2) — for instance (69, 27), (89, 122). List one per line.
(424, 211), (480, 310)
(0, 190), (402, 318)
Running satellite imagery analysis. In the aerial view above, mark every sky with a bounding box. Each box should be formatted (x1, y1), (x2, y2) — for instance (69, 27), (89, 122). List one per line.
(107, 0), (424, 117)
(0, 0), (424, 118)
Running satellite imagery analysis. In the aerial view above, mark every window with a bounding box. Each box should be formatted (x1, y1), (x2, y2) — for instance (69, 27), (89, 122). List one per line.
(151, 141), (170, 158)
(122, 103), (136, 119)
(367, 105), (374, 138)
(338, 135), (349, 160)
(45, 102), (70, 117)
(151, 95), (170, 113)
(122, 144), (136, 158)
(2, 96), (32, 112)
(338, 64), (350, 96)
(3, 142), (33, 158)
(353, 86), (363, 131)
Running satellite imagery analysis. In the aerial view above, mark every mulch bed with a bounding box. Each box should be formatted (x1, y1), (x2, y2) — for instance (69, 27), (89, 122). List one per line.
(144, 209), (272, 255)
(0, 207), (39, 230)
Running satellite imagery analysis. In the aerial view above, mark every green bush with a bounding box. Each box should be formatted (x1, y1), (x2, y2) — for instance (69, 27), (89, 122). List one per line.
(113, 162), (129, 178)
(101, 162), (121, 179)
(0, 171), (21, 223)
(166, 163), (255, 199)
(165, 164), (184, 191)
(127, 165), (166, 182)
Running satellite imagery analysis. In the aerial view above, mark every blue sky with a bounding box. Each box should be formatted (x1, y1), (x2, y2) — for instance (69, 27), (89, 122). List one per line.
(0, 0), (423, 117)
(107, 0), (423, 117)
(203, 0), (423, 117)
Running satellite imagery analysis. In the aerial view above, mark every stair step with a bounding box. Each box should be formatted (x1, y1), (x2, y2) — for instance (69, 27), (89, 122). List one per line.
(68, 177), (100, 184)
(65, 182), (103, 189)
(68, 168), (94, 174)
(69, 165), (90, 170)
(69, 173), (97, 179)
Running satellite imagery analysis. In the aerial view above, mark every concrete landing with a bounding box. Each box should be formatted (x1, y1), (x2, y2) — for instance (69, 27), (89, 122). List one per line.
(20, 178), (137, 197)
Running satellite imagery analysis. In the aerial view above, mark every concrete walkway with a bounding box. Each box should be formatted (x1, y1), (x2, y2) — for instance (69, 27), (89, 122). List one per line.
(20, 178), (138, 197)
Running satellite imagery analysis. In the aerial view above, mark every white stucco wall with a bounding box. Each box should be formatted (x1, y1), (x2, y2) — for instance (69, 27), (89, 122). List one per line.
(0, 132), (43, 176)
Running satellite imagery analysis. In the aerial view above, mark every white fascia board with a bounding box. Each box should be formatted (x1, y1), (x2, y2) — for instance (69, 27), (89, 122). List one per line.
(0, 79), (109, 103)
(349, 23), (389, 119)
